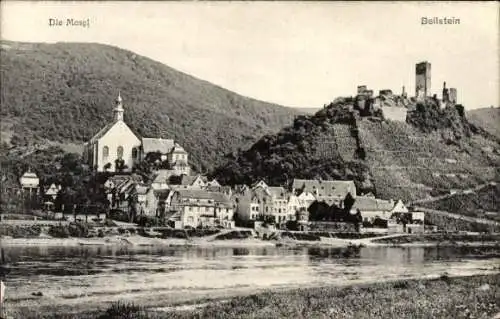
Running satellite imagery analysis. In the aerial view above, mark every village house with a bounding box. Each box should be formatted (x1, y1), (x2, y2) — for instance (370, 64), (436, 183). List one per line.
(233, 180), (313, 226)
(250, 181), (289, 223)
(19, 170), (39, 193)
(292, 179), (357, 208)
(169, 189), (234, 229)
(350, 197), (408, 223)
(43, 183), (61, 201)
(142, 188), (174, 218)
(150, 169), (176, 190)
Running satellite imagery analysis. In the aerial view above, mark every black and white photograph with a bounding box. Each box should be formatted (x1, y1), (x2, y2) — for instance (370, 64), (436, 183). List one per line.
(0, 1), (499, 318)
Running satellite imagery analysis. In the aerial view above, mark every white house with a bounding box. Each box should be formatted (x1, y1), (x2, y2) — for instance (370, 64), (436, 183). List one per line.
(19, 170), (39, 190)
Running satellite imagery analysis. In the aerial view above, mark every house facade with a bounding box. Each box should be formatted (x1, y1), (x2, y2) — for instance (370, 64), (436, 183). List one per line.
(169, 189), (234, 229)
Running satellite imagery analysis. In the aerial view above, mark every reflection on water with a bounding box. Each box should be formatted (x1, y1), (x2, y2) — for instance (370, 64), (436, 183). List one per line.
(1, 245), (499, 313)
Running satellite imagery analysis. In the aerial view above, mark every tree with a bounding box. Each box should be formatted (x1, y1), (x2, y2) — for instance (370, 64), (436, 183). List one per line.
(115, 159), (126, 172)
(104, 163), (112, 171)
(308, 201), (330, 221)
(353, 209), (362, 232)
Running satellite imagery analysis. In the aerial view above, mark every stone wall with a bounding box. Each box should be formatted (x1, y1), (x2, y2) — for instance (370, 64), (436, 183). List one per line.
(309, 221), (356, 232)
(381, 107), (408, 122)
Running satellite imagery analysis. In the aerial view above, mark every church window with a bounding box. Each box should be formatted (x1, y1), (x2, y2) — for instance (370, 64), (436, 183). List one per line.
(102, 146), (109, 161)
(132, 147), (138, 159)
(117, 146), (124, 159)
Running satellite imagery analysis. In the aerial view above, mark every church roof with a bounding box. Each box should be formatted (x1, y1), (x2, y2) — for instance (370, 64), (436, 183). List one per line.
(142, 138), (175, 154)
(89, 120), (140, 143)
(89, 122), (116, 143)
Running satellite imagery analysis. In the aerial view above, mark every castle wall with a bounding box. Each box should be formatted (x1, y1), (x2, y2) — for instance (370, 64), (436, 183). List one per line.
(381, 107), (407, 122)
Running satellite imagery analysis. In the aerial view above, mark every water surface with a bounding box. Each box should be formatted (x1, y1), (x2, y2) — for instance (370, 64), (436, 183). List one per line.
(1, 245), (499, 314)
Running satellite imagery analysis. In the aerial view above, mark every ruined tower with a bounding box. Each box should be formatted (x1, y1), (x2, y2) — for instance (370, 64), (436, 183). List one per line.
(442, 81), (449, 102)
(449, 88), (457, 104)
(415, 61), (431, 99)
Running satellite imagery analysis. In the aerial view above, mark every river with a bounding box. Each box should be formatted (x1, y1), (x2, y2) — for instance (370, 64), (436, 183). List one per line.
(1, 245), (499, 315)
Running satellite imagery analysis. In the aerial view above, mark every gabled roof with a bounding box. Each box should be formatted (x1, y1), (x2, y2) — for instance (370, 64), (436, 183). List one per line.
(297, 192), (316, 200)
(251, 180), (268, 189)
(179, 174), (207, 186)
(233, 184), (250, 194)
(142, 138), (175, 154)
(267, 186), (287, 199)
(206, 185), (232, 194)
(207, 179), (221, 187)
(292, 179), (356, 198)
(89, 122), (116, 143)
(152, 169), (177, 184)
(351, 196), (394, 212)
(175, 189), (232, 207)
(172, 143), (187, 154)
(44, 183), (60, 196)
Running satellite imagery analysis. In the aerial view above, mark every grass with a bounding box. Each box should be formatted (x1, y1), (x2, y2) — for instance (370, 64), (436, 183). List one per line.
(13, 274), (500, 318)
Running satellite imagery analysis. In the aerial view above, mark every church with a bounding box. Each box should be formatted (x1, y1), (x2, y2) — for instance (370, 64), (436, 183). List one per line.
(83, 93), (190, 174)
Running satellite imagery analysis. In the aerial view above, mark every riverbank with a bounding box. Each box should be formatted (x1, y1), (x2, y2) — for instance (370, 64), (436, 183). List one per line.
(1, 232), (499, 249)
(9, 273), (500, 319)
(0, 235), (276, 248)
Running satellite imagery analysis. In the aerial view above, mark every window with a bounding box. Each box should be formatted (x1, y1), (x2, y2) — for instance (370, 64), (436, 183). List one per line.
(132, 147), (138, 159)
(102, 146), (109, 161)
(117, 146), (124, 159)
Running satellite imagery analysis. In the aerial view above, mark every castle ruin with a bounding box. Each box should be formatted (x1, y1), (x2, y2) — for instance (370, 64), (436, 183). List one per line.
(415, 61), (431, 100)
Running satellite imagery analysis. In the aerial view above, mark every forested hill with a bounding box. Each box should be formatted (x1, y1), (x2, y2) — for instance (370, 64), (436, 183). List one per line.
(211, 97), (500, 202)
(0, 40), (299, 171)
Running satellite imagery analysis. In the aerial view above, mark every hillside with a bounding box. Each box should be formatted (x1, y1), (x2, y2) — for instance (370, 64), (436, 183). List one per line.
(419, 183), (500, 223)
(0, 40), (299, 171)
(211, 96), (500, 202)
(467, 107), (500, 140)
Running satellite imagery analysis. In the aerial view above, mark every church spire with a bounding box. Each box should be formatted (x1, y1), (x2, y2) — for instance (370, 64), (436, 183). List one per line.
(113, 91), (124, 121)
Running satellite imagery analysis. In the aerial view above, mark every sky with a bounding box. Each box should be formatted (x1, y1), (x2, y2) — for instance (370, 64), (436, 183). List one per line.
(1, 1), (498, 109)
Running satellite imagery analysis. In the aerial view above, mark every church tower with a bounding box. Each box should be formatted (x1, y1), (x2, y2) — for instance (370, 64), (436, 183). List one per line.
(113, 92), (124, 121)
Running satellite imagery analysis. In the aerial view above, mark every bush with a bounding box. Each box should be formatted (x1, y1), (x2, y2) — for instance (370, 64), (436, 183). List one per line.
(215, 230), (253, 240)
(48, 225), (70, 238)
(68, 222), (89, 237)
(0, 225), (42, 238)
